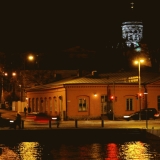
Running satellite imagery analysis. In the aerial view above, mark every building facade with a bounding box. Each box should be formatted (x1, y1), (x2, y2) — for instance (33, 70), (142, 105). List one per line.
(26, 71), (160, 120)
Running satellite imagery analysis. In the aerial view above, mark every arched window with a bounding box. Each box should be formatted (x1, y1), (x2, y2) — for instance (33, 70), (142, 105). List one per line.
(32, 98), (35, 112)
(49, 97), (52, 113)
(36, 98), (39, 112)
(157, 96), (160, 111)
(40, 97), (43, 112)
(44, 97), (47, 113)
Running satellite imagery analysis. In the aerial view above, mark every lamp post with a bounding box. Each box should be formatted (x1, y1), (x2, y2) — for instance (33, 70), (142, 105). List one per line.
(21, 54), (36, 102)
(1, 72), (8, 106)
(1, 74), (4, 105)
(10, 72), (17, 102)
(19, 84), (22, 101)
(134, 59), (144, 120)
(144, 88), (148, 129)
(1, 72), (16, 107)
(112, 81), (115, 120)
(1, 76), (3, 104)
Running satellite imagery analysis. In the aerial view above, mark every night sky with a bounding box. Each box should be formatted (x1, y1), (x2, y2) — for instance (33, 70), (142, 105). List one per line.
(0, 0), (159, 69)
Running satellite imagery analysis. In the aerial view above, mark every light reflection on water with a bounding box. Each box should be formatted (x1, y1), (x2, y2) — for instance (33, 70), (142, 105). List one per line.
(17, 142), (43, 159)
(0, 141), (160, 160)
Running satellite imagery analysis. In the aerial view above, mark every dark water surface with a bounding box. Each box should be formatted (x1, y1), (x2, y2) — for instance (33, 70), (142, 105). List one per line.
(0, 129), (160, 159)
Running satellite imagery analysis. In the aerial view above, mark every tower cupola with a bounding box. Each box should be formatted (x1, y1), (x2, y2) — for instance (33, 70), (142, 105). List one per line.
(121, 2), (143, 47)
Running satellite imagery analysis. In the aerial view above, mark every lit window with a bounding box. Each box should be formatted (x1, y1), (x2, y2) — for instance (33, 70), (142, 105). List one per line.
(79, 98), (87, 111)
(119, 76), (138, 83)
(126, 98), (133, 111)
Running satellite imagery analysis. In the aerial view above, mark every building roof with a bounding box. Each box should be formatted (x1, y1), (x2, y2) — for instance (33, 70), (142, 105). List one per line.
(26, 71), (160, 91)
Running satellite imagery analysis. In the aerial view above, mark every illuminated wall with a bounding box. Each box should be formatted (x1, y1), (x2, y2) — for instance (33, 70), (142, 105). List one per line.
(122, 21), (143, 47)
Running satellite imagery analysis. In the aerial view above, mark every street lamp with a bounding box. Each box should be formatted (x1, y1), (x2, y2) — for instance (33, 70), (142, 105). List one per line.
(28, 55), (34, 61)
(24, 54), (35, 70)
(12, 72), (16, 77)
(25, 54), (39, 69)
(134, 59), (144, 120)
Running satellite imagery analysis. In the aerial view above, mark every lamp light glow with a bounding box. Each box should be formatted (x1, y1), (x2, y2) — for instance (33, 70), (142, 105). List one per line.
(94, 94), (97, 97)
(28, 55), (34, 61)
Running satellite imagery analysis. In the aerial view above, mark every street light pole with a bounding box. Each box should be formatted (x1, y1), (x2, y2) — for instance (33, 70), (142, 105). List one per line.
(1, 76), (4, 104)
(138, 61), (141, 120)
(21, 54), (35, 102)
(1, 72), (8, 106)
(112, 81), (115, 120)
(135, 59), (144, 120)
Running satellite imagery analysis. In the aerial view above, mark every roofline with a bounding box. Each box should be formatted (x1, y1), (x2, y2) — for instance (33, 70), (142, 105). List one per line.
(26, 82), (142, 92)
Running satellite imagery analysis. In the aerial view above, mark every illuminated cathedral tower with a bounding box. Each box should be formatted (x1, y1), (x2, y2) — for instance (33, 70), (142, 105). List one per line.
(121, 2), (143, 47)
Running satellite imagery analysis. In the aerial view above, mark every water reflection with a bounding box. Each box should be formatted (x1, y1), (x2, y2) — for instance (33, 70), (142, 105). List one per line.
(0, 145), (19, 159)
(16, 142), (43, 159)
(119, 141), (152, 160)
(0, 141), (159, 159)
(89, 143), (103, 159)
(106, 143), (119, 160)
